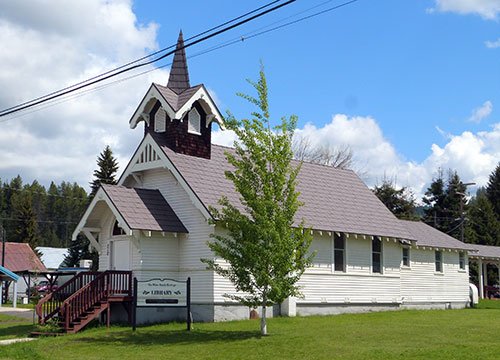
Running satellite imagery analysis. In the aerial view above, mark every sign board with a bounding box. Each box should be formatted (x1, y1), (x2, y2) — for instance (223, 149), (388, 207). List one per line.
(133, 277), (191, 331)
(136, 278), (186, 307)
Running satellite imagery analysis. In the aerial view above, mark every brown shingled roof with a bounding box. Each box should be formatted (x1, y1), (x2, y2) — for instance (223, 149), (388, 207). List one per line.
(167, 31), (190, 93)
(400, 220), (475, 251)
(102, 184), (188, 233)
(0, 242), (47, 272)
(158, 142), (413, 240)
(155, 83), (203, 112)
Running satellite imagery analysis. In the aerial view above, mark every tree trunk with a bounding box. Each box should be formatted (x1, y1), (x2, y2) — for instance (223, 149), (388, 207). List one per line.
(261, 294), (267, 336)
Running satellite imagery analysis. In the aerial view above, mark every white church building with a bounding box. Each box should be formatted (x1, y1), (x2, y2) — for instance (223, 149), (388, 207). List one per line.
(73, 32), (475, 323)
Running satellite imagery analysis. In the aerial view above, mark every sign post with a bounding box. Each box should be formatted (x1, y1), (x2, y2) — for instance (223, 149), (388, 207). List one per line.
(133, 277), (191, 331)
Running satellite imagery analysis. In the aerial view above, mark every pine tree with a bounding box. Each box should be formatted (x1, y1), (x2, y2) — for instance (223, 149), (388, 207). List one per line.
(465, 189), (500, 246)
(486, 162), (500, 220)
(373, 179), (418, 220)
(202, 67), (313, 336)
(422, 169), (447, 231)
(90, 145), (119, 196)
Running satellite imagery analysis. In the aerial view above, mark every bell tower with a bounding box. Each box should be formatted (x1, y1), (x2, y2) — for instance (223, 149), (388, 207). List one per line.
(129, 31), (224, 159)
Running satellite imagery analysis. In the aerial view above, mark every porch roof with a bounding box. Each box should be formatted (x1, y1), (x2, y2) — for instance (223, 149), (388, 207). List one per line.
(468, 244), (500, 261)
(102, 184), (188, 234)
(0, 265), (19, 282)
(72, 185), (188, 241)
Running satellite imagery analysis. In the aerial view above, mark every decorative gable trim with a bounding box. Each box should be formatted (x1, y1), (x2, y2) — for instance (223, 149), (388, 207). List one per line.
(117, 134), (212, 221)
(129, 84), (224, 130)
(176, 85), (224, 129)
(129, 84), (176, 129)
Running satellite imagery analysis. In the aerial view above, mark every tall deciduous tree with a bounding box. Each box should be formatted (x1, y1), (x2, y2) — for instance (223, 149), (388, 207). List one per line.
(486, 162), (500, 219)
(90, 145), (119, 196)
(373, 179), (417, 220)
(202, 67), (313, 336)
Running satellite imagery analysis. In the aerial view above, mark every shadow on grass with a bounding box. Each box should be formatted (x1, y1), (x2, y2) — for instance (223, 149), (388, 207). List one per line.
(0, 323), (35, 338)
(74, 328), (262, 346)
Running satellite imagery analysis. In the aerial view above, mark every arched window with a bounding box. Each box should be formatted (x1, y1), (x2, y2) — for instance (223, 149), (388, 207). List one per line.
(154, 107), (166, 133)
(188, 107), (201, 135)
(112, 220), (126, 236)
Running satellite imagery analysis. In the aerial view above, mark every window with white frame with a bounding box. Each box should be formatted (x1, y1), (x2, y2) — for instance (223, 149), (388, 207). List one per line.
(154, 107), (166, 133)
(188, 107), (201, 134)
(333, 233), (346, 272)
(372, 237), (382, 274)
(435, 250), (443, 272)
(459, 251), (466, 270)
(402, 247), (410, 267)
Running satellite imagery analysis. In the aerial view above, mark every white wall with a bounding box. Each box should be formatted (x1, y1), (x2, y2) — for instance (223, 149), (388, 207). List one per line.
(400, 248), (469, 304)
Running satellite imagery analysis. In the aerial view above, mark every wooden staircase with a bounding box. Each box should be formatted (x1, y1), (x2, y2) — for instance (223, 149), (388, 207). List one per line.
(35, 270), (132, 334)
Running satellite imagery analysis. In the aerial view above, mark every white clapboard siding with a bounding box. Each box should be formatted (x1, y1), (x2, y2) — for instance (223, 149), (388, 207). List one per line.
(308, 233), (332, 270)
(138, 167), (215, 303)
(139, 236), (179, 272)
(400, 248), (469, 303)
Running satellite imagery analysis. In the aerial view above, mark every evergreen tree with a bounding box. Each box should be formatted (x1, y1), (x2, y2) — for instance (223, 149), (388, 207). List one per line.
(422, 169), (471, 239)
(202, 67), (313, 336)
(422, 169), (448, 232)
(465, 189), (500, 246)
(90, 145), (119, 196)
(11, 188), (39, 248)
(486, 162), (500, 219)
(373, 179), (418, 220)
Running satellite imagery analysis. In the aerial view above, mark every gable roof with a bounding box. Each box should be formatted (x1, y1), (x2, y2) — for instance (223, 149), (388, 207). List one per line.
(0, 242), (47, 272)
(467, 243), (500, 260)
(102, 184), (188, 233)
(36, 247), (69, 270)
(155, 83), (203, 112)
(400, 220), (475, 251)
(155, 140), (413, 240)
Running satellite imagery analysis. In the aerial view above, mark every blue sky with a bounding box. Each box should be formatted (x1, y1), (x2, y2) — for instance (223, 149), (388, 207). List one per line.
(0, 0), (498, 199)
(131, 0), (499, 162)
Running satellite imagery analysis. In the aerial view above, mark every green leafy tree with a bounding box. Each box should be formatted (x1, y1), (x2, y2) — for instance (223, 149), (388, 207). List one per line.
(373, 179), (418, 220)
(202, 67), (313, 336)
(90, 145), (119, 196)
(486, 162), (500, 219)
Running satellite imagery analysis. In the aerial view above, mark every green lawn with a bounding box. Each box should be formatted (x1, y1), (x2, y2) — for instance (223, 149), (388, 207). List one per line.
(1, 304), (500, 360)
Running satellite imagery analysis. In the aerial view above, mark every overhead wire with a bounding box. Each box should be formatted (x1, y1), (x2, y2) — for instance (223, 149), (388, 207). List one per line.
(0, 0), (361, 122)
(0, 0), (296, 118)
(0, 0), (283, 116)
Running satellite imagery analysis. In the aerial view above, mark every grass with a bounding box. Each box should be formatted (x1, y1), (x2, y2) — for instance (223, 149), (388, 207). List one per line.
(1, 303), (500, 360)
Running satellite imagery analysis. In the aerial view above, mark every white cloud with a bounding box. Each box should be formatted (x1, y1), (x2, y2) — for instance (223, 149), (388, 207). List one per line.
(468, 100), (493, 123)
(429, 0), (500, 19)
(0, 0), (170, 188)
(485, 38), (500, 48)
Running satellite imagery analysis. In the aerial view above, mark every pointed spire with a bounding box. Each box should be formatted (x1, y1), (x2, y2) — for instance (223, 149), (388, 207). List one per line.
(167, 30), (190, 93)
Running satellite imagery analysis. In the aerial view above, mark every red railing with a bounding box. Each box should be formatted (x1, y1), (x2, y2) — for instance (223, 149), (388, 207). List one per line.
(36, 272), (101, 324)
(60, 271), (132, 331)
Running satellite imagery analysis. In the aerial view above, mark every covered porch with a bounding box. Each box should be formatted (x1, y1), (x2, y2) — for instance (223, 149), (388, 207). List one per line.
(0, 265), (20, 307)
(468, 244), (500, 299)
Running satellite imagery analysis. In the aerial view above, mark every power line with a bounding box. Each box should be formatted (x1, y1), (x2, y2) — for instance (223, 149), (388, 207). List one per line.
(0, 0), (296, 118)
(0, 0), (361, 122)
(0, 1), (283, 116)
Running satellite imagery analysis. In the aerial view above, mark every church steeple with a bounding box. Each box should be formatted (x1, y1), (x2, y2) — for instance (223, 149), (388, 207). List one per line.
(167, 31), (190, 94)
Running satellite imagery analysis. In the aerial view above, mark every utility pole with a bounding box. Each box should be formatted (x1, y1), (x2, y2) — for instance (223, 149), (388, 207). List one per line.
(1, 223), (5, 267)
(456, 182), (476, 242)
